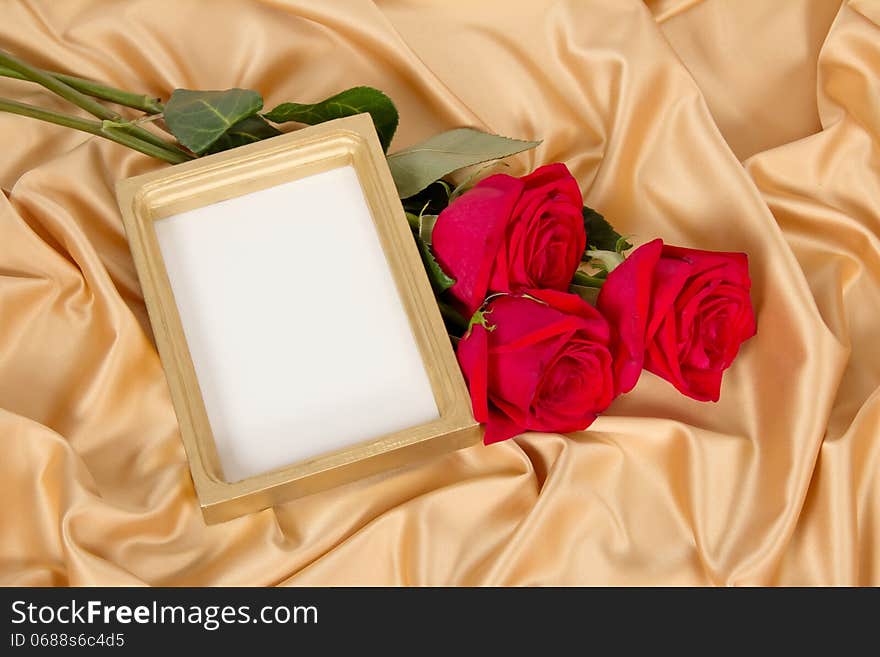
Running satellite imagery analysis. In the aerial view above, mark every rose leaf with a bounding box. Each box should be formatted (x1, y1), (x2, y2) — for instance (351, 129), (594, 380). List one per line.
(586, 249), (625, 273)
(583, 205), (633, 254)
(263, 86), (398, 152)
(418, 213), (439, 245)
(205, 115), (282, 154)
(417, 237), (455, 293)
(164, 88), (264, 154)
(569, 283), (601, 306)
(401, 180), (453, 217)
(388, 128), (540, 199)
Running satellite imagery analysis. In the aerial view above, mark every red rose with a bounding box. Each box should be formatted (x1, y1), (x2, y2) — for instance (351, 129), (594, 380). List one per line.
(457, 289), (616, 444)
(597, 239), (757, 401)
(432, 163), (585, 316)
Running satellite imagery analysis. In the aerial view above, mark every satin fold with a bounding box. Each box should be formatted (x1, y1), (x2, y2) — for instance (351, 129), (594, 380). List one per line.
(0, 0), (876, 585)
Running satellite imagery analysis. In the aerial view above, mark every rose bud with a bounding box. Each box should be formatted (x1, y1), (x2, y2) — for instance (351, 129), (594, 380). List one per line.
(432, 163), (586, 316)
(597, 239), (757, 402)
(457, 289), (617, 444)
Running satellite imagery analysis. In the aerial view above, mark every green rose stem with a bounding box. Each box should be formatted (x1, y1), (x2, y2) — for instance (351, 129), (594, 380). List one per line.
(0, 97), (189, 164)
(572, 270), (606, 288)
(0, 65), (163, 114)
(0, 50), (190, 161)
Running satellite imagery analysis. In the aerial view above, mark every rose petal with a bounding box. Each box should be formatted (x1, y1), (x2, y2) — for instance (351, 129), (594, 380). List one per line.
(483, 408), (527, 445)
(517, 162), (584, 208)
(526, 288), (610, 340)
(680, 366), (724, 402)
(491, 163), (585, 293)
(597, 238), (663, 394)
(456, 324), (490, 422)
(432, 173), (524, 315)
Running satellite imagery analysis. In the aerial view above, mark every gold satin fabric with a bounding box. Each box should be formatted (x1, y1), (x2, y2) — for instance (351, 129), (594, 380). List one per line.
(1, 0), (877, 585)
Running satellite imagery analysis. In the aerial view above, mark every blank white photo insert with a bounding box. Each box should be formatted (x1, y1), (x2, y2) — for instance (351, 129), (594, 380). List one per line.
(154, 165), (440, 482)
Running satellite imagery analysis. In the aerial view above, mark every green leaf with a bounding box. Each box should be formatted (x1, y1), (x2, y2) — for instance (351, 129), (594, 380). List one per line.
(164, 88), (264, 154)
(418, 214), (439, 245)
(404, 211), (421, 232)
(586, 249), (624, 273)
(583, 205), (632, 253)
(569, 283), (600, 306)
(572, 270), (607, 288)
(263, 86), (398, 152)
(401, 180), (452, 217)
(417, 238), (455, 293)
(387, 128), (540, 199)
(449, 160), (510, 200)
(205, 115), (282, 154)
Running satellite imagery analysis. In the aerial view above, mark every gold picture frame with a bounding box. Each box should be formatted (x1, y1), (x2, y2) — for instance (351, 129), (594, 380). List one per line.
(116, 113), (482, 524)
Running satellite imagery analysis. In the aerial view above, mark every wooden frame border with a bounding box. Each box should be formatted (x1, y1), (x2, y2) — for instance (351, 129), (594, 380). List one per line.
(116, 114), (481, 523)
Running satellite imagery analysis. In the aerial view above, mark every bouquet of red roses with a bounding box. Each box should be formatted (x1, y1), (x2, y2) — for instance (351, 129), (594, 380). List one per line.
(0, 49), (755, 446)
(406, 162), (757, 444)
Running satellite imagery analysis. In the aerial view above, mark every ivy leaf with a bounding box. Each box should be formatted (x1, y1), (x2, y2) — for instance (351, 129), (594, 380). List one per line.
(263, 86), (398, 152)
(417, 237), (455, 293)
(387, 128), (540, 199)
(164, 88), (264, 154)
(583, 205), (632, 253)
(205, 115), (282, 154)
